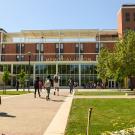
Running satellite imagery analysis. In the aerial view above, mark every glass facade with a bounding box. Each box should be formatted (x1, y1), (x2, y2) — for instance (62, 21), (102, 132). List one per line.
(35, 64), (56, 81)
(81, 64), (97, 86)
(0, 63), (98, 87)
(58, 64), (79, 86)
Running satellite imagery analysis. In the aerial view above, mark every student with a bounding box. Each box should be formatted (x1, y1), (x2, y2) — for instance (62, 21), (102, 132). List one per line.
(16, 80), (19, 91)
(39, 80), (43, 92)
(53, 73), (60, 96)
(68, 78), (74, 94)
(44, 75), (51, 100)
(34, 77), (41, 98)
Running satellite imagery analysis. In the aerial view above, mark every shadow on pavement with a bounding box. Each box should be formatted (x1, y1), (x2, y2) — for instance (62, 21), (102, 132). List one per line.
(0, 112), (16, 118)
(51, 99), (65, 102)
(59, 94), (70, 97)
(40, 97), (46, 99)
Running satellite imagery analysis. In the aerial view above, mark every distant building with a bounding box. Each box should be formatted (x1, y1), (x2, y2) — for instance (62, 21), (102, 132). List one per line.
(0, 4), (135, 88)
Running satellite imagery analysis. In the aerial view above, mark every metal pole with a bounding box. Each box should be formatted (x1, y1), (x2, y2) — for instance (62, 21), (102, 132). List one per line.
(0, 96), (1, 105)
(28, 54), (31, 90)
(86, 108), (93, 135)
(28, 53), (31, 92)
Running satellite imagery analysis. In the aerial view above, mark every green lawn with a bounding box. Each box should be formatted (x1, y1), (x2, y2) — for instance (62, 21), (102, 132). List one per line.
(75, 91), (130, 96)
(0, 90), (31, 95)
(65, 99), (135, 135)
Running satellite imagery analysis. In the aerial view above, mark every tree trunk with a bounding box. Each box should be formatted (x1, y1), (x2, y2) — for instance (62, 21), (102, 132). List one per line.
(3, 82), (6, 94)
(129, 76), (134, 91)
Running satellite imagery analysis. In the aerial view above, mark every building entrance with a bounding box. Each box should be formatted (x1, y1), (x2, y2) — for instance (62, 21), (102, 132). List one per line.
(108, 79), (116, 88)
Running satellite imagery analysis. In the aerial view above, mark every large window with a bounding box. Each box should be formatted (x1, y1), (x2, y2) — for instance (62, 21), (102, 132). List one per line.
(36, 43), (44, 61)
(16, 55), (24, 61)
(36, 43), (44, 53)
(1, 45), (5, 61)
(80, 43), (84, 53)
(2, 44), (5, 53)
(35, 64), (56, 75)
(81, 65), (95, 74)
(16, 44), (25, 53)
(21, 44), (25, 53)
(75, 43), (84, 60)
(58, 64), (79, 74)
(81, 64), (97, 85)
(58, 64), (79, 86)
(59, 75), (79, 86)
(0, 64), (11, 73)
(125, 12), (130, 22)
(75, 44), (79, 53)
(96, 43), (99, 53)
(55, 43), (64, 60)
(16, 44), (20, 53)
(13, 64), (33, 74)
(133, 12), (135, 21)
(7, 63), (99, 87)
(60, 43), (64, 53)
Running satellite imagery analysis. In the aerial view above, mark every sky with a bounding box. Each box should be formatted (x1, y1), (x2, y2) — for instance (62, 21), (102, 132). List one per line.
(0, 0), (135, 32)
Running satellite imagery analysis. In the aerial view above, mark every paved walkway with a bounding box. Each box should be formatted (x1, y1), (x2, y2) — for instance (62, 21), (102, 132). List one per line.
(0, 89), (73, 135)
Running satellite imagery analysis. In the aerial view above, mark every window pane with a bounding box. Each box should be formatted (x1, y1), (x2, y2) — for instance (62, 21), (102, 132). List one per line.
(125, 12), (130, 22)
(35, 65), (40, 74)
(74, 65), (79, 74)
(93, 65), (97, 74)
(41, 44), (44, 51)
(60, 44), (63, 49)
(16, 44), (20, 53)
(44, 65), (48, 74)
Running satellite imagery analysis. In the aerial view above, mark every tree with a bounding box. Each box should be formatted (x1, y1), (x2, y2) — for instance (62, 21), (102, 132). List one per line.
(2, 69), (10, 94)
(114, 30), (135, 90)
(106, 52), (125, 89)
(18, 70), (26, 91)
(97, 30), (135, 90)
(96, 48), (109, 87)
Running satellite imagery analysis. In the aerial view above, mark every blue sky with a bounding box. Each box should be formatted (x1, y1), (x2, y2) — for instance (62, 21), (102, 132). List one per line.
(0, 0), (135, 32)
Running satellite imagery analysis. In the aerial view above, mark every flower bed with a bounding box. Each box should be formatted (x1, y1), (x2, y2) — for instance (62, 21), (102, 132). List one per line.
(101, 127), (135, 135)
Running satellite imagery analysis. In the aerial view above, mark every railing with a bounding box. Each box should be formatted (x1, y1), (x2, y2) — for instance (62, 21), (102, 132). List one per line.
(0, 53), (98, 62)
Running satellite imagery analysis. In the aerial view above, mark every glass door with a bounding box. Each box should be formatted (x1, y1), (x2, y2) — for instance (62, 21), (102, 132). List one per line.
(108, 79), (116, 88)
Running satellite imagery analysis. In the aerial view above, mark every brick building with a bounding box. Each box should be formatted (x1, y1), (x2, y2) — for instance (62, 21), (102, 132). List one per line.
(0, 4), (135, 88)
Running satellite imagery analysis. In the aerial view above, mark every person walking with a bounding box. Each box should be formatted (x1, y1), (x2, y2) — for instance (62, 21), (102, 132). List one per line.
(68, 78), (74, 94)
(44, 75), (51, 100)
(16, 80), (19, 91)
(39, 79), (43, 92)
(34, 77), (41, 98)
(53, 73), (60, 96)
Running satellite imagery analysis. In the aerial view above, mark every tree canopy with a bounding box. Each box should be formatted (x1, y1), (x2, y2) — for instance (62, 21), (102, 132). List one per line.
(97, 30), (135, 89)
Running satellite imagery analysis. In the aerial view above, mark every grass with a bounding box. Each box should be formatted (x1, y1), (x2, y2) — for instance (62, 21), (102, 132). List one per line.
(75, 91), (130, 96)
(65, 99), (135, 135)
(0, 90), (31, 95)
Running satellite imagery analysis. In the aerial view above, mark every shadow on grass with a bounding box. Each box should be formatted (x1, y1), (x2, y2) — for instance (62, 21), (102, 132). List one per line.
(0, 112), (16, 118)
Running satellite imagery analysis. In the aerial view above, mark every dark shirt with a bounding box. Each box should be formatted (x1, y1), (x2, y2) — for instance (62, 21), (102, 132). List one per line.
(34, 80), (39, 89)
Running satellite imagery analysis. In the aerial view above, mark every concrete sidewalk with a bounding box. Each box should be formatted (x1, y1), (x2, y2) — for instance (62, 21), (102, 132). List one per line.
(0, 89), (73, 135)
(43, 93), (73, 135)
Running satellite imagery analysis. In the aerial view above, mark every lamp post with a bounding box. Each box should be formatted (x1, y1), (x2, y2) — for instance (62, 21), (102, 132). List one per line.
(27, 51), (31, 92)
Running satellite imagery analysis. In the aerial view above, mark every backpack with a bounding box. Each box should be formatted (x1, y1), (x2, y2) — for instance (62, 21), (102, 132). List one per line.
(45, 79), (51, 87)
(50, 78), (54, 87)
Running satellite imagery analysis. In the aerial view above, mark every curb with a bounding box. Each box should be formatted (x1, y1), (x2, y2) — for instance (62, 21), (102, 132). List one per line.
(43, 94), (73, 135)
